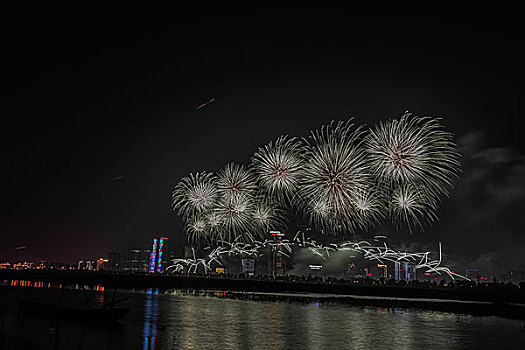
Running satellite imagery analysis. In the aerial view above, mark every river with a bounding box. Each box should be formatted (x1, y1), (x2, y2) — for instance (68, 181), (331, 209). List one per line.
(1, 283), (524, 349)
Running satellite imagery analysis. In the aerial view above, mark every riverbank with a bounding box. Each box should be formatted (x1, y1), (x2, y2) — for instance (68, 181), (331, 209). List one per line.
(1, 270), (523, 302)
(1, 270), (525, 319)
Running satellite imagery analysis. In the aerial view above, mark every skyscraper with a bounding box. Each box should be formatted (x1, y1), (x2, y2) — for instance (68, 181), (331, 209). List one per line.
(108, 249), (121, 271)
(124, 242), (151, 273)
(149, 236), (169, 273)
(269, 231), (285, 277)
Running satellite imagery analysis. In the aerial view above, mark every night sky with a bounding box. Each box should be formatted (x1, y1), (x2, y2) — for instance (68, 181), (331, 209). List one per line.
(2, 7), (523, 273)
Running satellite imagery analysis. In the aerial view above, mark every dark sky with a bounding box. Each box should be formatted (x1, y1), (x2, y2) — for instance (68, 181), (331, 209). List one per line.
(2, 7), (524, 272)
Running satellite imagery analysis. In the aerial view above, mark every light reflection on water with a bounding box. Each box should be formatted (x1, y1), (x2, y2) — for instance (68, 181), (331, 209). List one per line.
(143, 291), (158, 350)
(1, 285), (524, 349)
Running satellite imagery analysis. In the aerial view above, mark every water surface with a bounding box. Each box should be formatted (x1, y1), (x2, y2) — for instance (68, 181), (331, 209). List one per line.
(1, 284), (524, 349)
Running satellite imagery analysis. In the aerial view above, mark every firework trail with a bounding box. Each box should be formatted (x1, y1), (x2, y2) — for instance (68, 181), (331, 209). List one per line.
(195, 98), (215, 110)
(166, 234), (469, 281)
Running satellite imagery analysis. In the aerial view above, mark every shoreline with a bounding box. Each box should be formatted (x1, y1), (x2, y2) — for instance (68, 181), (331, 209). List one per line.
(1, 270), (525, 319)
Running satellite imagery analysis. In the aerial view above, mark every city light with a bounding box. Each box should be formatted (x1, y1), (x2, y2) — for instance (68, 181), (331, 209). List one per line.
(149, 238), (158, 273)
(157, 237), (167, 273)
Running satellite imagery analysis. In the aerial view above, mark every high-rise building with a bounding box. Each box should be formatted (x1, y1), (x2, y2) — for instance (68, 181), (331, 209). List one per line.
(394, 261), (401, 280)
(184, 246), (194, 259)
(241, 258), (255, 276)
(269, 231), (285, 277)
(404, 262), (416, 281)
(108, 250), (121, 271)
(149, 236), (169, 273)
(394, 261), (416, 281)
(378, 264), (388, 279)
(124, 243), (151, 273)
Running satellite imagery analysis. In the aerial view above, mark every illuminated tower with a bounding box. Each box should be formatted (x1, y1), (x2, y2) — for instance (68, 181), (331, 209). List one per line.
(149, 238), (158, 273)
(394, 261), (401, 280)
(157, 237), (166, 273)
(269, 231), (285, 277)
(404, 262), (416, 281)
(378, 264), (388, 279)
(149, 236), (169, 273)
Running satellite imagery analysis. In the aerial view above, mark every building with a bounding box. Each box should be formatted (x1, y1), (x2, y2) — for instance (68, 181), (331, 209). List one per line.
(184, 246), (194, 259)
(96, 258), (109, 271)
(394, 261), (401, 280)
(124, 243), (151, 273)
(378, 264), (388, 279)
(394, 261), (416, 281)
(466, 269), (479, 281)
(78, 260), (94, 270)
(404, 262), (416, 281)
(241, 258), (255, 276)
(269, 231), (285, 277)
(149, 236), (169, 273)
(108, 249), (121, 271)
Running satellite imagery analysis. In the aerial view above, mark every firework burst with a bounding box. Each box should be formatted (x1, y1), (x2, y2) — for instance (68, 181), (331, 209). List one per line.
(365, 111), (460, 199)
(251, 135), (304, 204)
(214, 193), (255, 242)
(300, 119), (372, 234)
(171, 172), (219, 219)
(216, 163), (257, 202)
(251, 197), (287, 235)
(186, 216), (209, 245)
(172, 111), (460, 244)
(390, 184), (438, 231)
(353, 186), (386, 230)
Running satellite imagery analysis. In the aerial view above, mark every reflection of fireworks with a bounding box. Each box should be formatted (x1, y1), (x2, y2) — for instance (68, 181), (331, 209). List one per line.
(366, 112), (460, 199)
(172, 172), (218, 219)
(252, 136), (304, 203)
(300, 120), (372, 234)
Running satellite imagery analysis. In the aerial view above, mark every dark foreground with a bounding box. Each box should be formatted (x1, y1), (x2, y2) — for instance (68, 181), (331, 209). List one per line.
(1, 285), (525, 349)
(1, 270), (525, 320)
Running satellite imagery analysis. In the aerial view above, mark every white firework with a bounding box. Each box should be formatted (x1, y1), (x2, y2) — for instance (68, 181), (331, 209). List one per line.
(171, 172), (218, 219)
(366, 111), (460, 199)
(214, 193), (255, 243)
(216, 163), (257, 202)
(300, 119), (372, 234)
(186, 217), (209, 245)
(251, 198), (287, 236)
(390, 184), (438, 231)
(251, 135), (304, 204)
(353, 186), (386, 230)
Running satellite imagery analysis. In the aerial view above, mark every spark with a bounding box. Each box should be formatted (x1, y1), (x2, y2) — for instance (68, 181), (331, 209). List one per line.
(166, 234), (468, 281)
